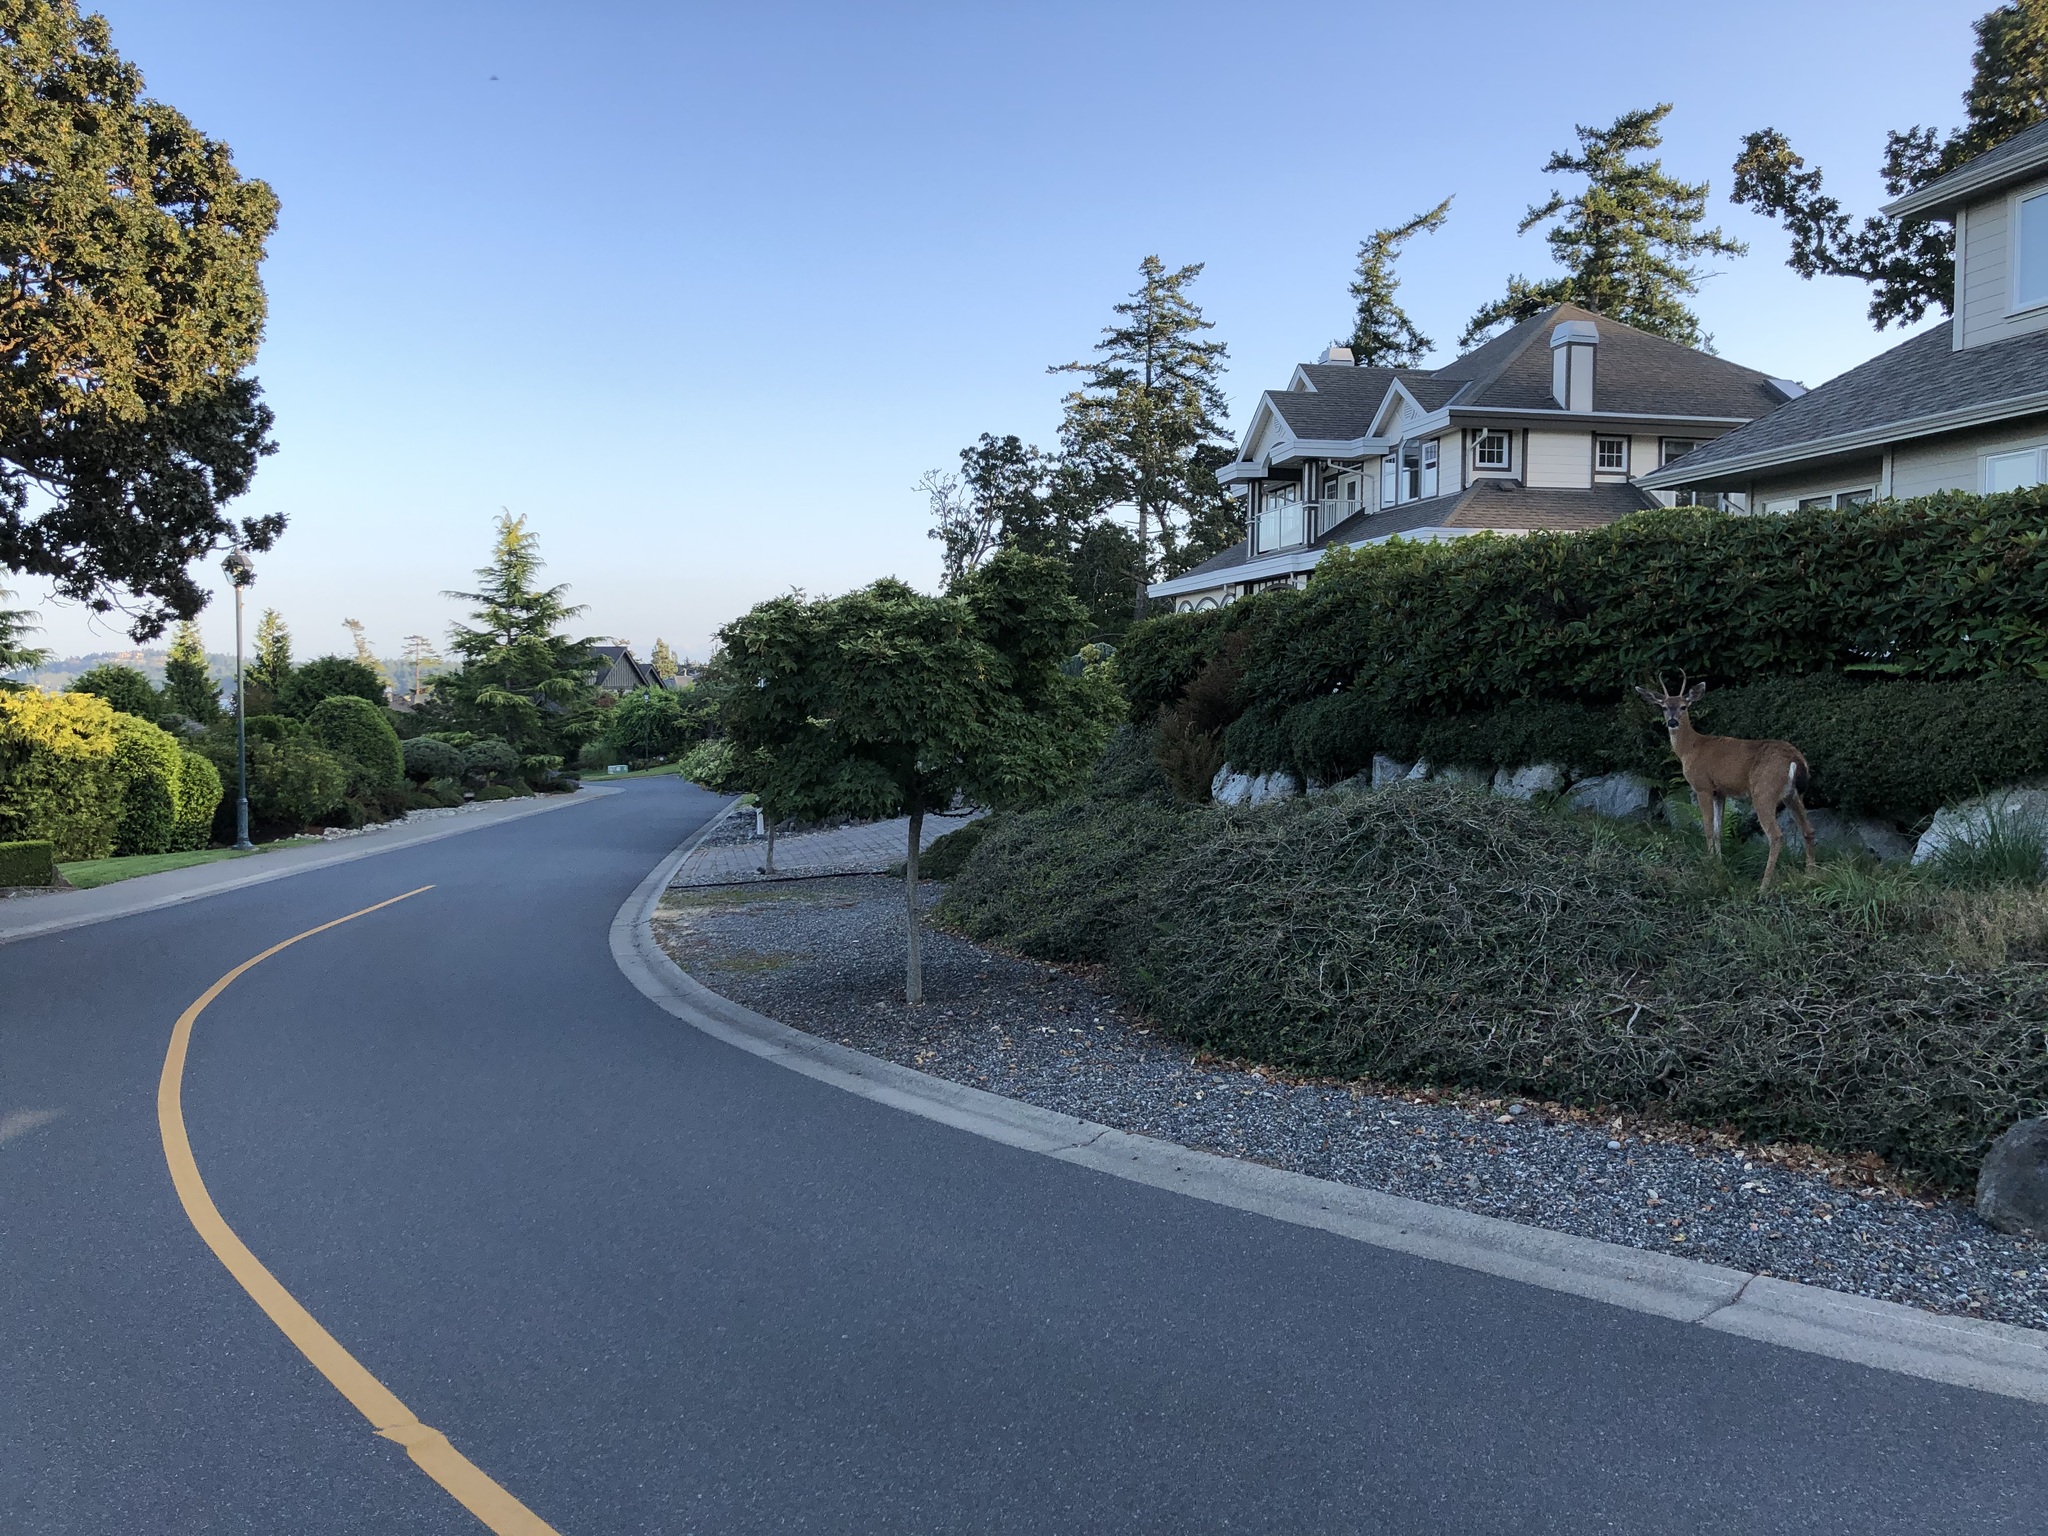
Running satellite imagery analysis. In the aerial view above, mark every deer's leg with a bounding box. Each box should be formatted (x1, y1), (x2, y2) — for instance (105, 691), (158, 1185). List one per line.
(1759, 811), (1785, 890)
(1787, 791), (1820, 873)
(1691, 783), (1718, 859)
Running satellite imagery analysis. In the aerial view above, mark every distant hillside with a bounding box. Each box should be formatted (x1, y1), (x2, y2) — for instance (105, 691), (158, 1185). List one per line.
(6, 648), (450, 694)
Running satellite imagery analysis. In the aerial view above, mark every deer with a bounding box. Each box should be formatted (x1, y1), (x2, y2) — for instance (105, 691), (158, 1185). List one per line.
(1634, 676), (1819, 890)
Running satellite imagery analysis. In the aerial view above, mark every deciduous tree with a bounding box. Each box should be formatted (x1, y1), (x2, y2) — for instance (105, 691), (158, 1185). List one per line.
(1731, 1), (2048, 329)
(1348, 198), (1452, 366)
(1463, 105), (1744, 348)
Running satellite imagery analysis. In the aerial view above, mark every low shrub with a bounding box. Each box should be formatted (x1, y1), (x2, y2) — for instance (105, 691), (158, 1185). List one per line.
(475, 784), (521, 802)
(462, 738), (519, 785)
(0, 838), (54, 885)
(245, 714), (305, 743)
(945, 780), (2048, 1185)
(677, 737), (736, 788)
(918, 818), (992, 880)
(197, 734), (348, 836)
(310, 695), (405, 791)
(1090, 725), (1175, 805)
(401, 736), (466, 783)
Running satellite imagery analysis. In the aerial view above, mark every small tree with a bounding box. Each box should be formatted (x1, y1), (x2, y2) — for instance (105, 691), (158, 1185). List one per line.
(1053, 256), (1233, 622)
(162, 619), (221, 723)
(1463, 105), (1746, 348)
(712, 551), (1122, 1004)
(1347, 198), (1452, 366)
(0, 586), (48, 687)
(649, 637), (681, 682)
(252, 607), (293, 696)
(1732, 1), (2048, 330)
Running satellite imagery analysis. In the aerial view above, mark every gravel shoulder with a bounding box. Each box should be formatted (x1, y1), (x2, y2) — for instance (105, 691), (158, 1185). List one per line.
(653, 872), (2048, 1333)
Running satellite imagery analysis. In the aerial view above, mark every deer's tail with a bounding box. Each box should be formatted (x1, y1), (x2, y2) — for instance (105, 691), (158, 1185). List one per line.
(1788, 760), (1809, 799)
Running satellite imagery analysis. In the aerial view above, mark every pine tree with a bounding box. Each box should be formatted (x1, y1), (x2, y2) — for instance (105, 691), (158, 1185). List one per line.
(342, 618), (390, 685)
(163, 618), (221, 722)
(649, 638), (681, 681)
(439, 513), (599, 755)
(0, 585), (48, 688)
(1347, 198), (1452, 366)
(1463, 105), (1745, 348)
(253, 608), (293, 694)
(1732, 1), (2048, 329)
(1052, 256), (1233, 622)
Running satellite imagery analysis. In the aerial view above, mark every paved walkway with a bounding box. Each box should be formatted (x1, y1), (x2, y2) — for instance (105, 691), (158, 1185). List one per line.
(670, 807), (980, 887)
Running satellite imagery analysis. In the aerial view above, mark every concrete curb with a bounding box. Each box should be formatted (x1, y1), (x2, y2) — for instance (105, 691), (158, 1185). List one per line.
(0, 788), (609, 948)
(610, 827), (2048, 1406)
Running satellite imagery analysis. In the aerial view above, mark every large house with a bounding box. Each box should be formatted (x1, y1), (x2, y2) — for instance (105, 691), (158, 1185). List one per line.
(1644, 120), (2048, 508)
(1152, 302), (1802, 611)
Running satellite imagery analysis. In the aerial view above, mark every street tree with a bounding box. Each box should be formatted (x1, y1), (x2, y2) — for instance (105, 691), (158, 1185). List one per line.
(1462, 105), (1746, 348)
(1732, 0), (2048, 329)
(1052, 256), (1233, 622)
(0, 0), (283, 639)
(1347, 198), (1453, 366)
(711, 550), (1121, 1004)
(0, 587), (48, 686)
(162, 619), (221, 723)
(439, 513), (598, 760)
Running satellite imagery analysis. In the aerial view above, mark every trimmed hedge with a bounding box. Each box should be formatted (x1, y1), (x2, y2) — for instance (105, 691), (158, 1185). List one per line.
(310, 695), (404, 791)
(0, 838), (54, 885)
(174, 750), (223, 850)
(108, 712), (185, 855)
(402, 736), (465, 782)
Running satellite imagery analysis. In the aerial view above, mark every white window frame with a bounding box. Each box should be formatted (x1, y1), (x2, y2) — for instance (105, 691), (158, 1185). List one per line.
(1473, 430), (1510, 470)
(1661, 438), (1700, 467)
(1983, 446), (2048, 494)
(1420, 440), (1439, 500)
(2010, 185), (2048, 315)
(1595, 435), (1628, 472)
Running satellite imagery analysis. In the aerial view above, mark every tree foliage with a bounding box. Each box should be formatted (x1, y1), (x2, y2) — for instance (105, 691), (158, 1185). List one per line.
(599, 683), (710, 761)
(279, 655), (385, 718)
(0, 0), (283, 638)
(1732, 1), (2048, 329)
(0, 584), (47, 684)
(1052, 256), (1233, 620)
(66, 661), (158, 720)
(162, 618), (219, 722)
(1463, 105), (1745, 348)
(1347, 198), (1452, 366)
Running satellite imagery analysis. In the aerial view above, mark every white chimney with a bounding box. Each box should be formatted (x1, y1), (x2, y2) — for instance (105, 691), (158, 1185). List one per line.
(1319, 343), (1355, 365)
(1550, 319), (1598, 410)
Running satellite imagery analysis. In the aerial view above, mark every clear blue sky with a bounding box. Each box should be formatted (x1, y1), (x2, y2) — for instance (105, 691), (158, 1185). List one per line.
(26, 0), (1987, 661)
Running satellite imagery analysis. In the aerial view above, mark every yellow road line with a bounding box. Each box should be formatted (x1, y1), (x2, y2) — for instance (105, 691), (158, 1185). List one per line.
(157, 886), (561, 1536)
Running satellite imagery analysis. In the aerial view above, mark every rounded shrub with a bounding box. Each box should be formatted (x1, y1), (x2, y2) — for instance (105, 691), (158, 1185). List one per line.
(247, 738), (349, 827)
(461, 738), (519, 784)
(173, 749), (223, 850)
(66, 664), (160, 722)
(310, 694), (404, 791)
(0, 689), (124, 859)
(107, 712), (186, 855)
(279, 656), (386, 718)
(402, 736), (465, 783)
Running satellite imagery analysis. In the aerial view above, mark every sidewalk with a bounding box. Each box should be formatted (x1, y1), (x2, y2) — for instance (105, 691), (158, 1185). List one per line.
(670, 808), (980, 888)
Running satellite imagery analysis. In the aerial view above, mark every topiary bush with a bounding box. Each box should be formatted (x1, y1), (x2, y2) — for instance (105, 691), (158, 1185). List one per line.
(402, 736), (465, 783)
(0, 689), (125, 858)
(0, 839), (55, 885)
(462, 737), (519, 785)
(107, 712), (186, 855)
(310, 694), (404, 791)
(173, 748), (222, 850)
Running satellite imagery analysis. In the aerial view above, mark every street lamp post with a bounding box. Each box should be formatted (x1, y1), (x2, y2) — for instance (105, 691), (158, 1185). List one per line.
(223, 549), (256, 850)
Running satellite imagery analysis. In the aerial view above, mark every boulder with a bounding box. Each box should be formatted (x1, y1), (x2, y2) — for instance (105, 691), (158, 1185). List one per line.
(1977, 1117), (2048, 1237)
(1566, 772), (1654, 821)
(1435, 764), (1490, 790)
(1492, 764), (1565, 802)
(1370, 754), (1411, 787)
(1246, 770), (1302, 806)
(1403, 759), (1432, 781)
(1911, 788), (2048, 871)
(1854, 817), (1917, 864)
(1210, 767), (1254, 807)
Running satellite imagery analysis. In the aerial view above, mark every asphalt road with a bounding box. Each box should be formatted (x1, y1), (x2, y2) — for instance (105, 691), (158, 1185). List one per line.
(4, 776), (2045, 1534)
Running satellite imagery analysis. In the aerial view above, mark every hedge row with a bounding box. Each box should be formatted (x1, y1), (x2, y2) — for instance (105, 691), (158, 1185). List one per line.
(0, 691), (221, 859)
(0, 839), (54, 885)
(940, 782), (2048, 1185)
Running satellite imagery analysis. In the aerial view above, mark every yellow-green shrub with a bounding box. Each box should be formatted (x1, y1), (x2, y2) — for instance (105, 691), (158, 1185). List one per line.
(173, 748), (222, 850)
(0, 690), (124, 859)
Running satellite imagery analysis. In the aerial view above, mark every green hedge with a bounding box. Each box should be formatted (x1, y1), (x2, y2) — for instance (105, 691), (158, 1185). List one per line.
(174, 749), (223, 850)
(0, 838), (54, 885)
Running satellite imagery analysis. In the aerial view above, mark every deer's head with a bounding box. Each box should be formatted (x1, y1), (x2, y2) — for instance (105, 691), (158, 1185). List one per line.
(1635, 675), (1706, 733)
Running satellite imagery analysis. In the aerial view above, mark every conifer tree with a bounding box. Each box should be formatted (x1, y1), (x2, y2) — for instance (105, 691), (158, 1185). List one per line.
(1732, 0), (2048, 329)
(440, 513), (598, 755)
(649, 637), (681, 680)
(163, 618), (221, 722)
(0, 586), (48, 687)
(1463, 105), (1745, 348)
(341, 618), (390, 686)
(1053, 257), (1233, 621)
(1347, 198), (1452, 365)
(252, 608), (293, 694)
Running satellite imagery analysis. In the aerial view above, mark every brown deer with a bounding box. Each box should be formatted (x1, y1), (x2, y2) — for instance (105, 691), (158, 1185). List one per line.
(1634, 676), (1819, 890)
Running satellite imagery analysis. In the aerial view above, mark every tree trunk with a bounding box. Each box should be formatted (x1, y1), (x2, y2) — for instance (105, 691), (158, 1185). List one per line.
(904, 807), (924, 1007)
(1131, 500), (1150, 623)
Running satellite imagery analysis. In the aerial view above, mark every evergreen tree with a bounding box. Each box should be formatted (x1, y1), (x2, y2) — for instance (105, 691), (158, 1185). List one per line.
(252, 608), (293, 694)
(67, 662), (159, 719)
(162, 619), (221, 722)
(1732, 1), (2048, 329)
(1052, 256), (1233, 622)
(439, 513), (599, 756)
(0, 586), (48, 687)
(341, 618), (390, 685)
(1463, 105), (1745, 348)
(1347, 198), (1452, 366)
(649, 637), (681, 681)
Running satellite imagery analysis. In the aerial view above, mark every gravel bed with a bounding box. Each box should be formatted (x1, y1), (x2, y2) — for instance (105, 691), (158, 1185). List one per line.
(654, 873), (2048, 1332)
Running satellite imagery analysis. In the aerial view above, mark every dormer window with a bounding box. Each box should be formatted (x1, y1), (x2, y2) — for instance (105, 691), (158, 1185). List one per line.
(1474, 431), (1510, 470)
(2017, 188), (2048, 311)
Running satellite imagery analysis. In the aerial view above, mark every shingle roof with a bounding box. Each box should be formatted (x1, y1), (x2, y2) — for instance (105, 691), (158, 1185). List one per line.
(1644, 321), (2048, 483)
(1885, 119), (2048, 221)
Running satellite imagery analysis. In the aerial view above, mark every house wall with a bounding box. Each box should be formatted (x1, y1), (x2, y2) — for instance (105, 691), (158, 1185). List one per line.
(1748, 458), (1884, 513)
(1890, 414), (2048, 497)
(1957, 179), (2048, 351)
(1524, 429), (1591, 489)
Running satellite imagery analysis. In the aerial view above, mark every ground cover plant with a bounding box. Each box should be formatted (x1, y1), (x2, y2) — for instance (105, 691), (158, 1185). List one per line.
(940, 771), (2048, 1187)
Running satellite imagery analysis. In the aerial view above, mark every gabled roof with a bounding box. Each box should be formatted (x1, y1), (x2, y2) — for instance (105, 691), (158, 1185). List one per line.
(1884, 119), (2048, 221)
(1640, 321), (2048, 487)
(1264, 372), (1406, 439)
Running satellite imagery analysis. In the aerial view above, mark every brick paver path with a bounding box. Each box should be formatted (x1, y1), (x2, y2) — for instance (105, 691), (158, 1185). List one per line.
(670, 808), (982, 888)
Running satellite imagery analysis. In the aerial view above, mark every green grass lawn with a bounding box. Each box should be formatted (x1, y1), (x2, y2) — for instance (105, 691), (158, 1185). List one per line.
(579, 762), (689, 780)
(57, 844), (290, 890)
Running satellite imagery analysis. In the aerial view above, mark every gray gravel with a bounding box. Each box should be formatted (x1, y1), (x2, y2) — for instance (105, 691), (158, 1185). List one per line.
(654, 873), (2048, 1332)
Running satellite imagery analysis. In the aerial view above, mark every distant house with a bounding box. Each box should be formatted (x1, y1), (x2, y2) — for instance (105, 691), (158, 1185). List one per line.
(1644, 121), (2048, 508)
(1151, 303), (1801, 611)
(590, 644), (659, 693)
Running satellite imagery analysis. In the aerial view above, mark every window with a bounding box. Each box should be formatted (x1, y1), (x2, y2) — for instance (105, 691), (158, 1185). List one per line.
(1595, 435), (1627, 472)
(1985, 447), (2048, 494)
(1380, 457), (1396, 508)
(2018, 189), (2048, 311)
(1661, 438), (1700, 466)
(1401, 441), (1422, 501)
(1474, 430), (1510, 469)
(1254, 483), (1305, 552)
(1797, 494), (1834, 510)
(1421, 441), (1439, 499)
(1837, 488), (1874, 507)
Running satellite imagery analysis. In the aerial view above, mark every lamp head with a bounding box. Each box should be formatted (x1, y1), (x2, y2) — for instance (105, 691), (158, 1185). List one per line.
(222, 548), (255, 588)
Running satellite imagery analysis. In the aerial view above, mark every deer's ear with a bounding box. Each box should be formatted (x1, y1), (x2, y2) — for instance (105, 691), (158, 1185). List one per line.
(1684, 681), (1708, 702)
(1632, 686), (1661, 704)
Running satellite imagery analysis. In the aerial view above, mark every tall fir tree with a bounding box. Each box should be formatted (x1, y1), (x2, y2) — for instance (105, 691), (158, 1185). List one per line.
(1347, 198), (1452, 365)
(1052, 256), (1233, 622)
(649, 637), (681, 682)
(1732, 1), (2048, 329)
(162, 618), (221, 722)
(440, 513), (598, 756)
(1462, 105), (1745, 348)
(252, 607), (293, 694)
(0, 585), (48, 687)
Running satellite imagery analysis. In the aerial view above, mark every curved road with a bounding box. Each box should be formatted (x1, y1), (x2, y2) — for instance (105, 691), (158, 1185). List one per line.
(3, 778), (2043, 1533)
